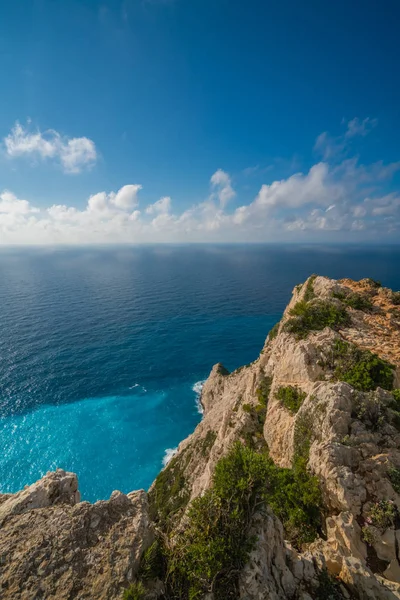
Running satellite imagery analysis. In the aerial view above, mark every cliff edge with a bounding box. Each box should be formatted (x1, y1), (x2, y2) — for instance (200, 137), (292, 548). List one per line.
(2, 275), (400, 600)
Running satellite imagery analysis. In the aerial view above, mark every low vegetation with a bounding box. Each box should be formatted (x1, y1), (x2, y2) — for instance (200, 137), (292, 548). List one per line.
(324, 339), (394, 392)
(163, 443), (273, 599)
(122, 582), (147, 600)
(256, 375), (272, 406)
(268, 321), (280, 340)
(362, 525), (377, 546)
(353, 392), (387, 431)
(148, 451), (190, 524)
(332, 290), (373, 312)
(276, 385), (307, 414)
(365, 278), (382, 289)
(388, 467), (400, 494)
(303, 274), (317, 302)
(129, 439), (322, 599)
(391, 291), (400, 305)
(284, 300), (350, 339)
(367, 500), (396, 530)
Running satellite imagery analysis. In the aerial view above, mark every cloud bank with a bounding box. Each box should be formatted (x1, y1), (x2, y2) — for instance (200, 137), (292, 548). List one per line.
(1, 118), (399, 244)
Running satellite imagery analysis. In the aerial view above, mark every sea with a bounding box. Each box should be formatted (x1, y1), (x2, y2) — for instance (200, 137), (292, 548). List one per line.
(1, 244), (400, 502)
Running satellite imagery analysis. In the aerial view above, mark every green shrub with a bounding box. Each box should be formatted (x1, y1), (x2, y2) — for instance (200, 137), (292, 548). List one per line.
(353, 392), (387, 431)
(257, 375), (273, 406)
(303, 275), (317, 302)
(365, 278), (382, 288)
(276, 385), (307, 414)
(362, 525), (377, 546)
(148, 452), (190, 524)
(269, 322), (280, 340)
(391, 291), (400, 305)
(333, 290), (373, 312)
(164, 442), (321, 599)
(242, 403), (252, 413)
(122, 582), (147, 600)
(367, 500), (396, 530)
(329, 339), (394, 392)
(264, 458), (321, 546)
(391, 389), (400, 407)
(388, 467), (400, 494)
(139, 540), (166, 581)
(166, 443), (271, 600)
(284, 300), (350, 339)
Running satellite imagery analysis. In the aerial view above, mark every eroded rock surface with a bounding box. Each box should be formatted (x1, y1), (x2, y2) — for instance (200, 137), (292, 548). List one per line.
(0, 472), (153, 599)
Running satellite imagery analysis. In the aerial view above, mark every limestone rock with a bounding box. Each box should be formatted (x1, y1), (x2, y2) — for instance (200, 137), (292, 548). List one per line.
(0, 474), (153, 599)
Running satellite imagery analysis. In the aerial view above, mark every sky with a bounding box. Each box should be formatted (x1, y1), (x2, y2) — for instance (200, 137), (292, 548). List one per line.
(0, 0), (399, 244)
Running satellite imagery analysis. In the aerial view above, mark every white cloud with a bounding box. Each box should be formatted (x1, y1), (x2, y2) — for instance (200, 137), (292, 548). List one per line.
(146, 196), (171, 215)
(110, 185), (142, 209)
(0, 190), (39, 214)
(210, 169), (235, 208)
(3, 121), (97, 174)
(1, 118), (399, 244)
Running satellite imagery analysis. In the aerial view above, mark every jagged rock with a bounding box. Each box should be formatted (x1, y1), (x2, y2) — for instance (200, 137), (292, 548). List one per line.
(0, 468), (80, 525)
(0, 473), (153, 599)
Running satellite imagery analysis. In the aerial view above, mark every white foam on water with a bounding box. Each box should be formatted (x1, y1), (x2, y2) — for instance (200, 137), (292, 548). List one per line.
(192, 380), (206, 414)
(162, 447), (178, 467)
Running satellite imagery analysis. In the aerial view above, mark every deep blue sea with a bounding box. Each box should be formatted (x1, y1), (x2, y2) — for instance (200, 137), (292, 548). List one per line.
(1, 245), (400, 502)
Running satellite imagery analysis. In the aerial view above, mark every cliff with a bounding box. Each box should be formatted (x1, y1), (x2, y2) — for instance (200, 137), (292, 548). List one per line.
(1, 276), (400, 600)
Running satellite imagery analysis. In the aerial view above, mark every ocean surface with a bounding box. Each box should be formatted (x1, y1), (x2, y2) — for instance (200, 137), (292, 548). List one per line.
(1, 244), (400, 502)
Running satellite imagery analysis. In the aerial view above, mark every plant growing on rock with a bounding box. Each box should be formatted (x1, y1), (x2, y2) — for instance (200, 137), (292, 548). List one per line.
(391, 291), (400, 305)
(303, 274), (317, 302)
(332, 290), (373, 312)
(367, 500), (396, 531)
(148, 450), (190, 524)
(326, 339), (394, 392)
(388, 467), (400, 494)
(268, 321), (280, 340)
(122, 582), (147, 600)
(284, 299), (350, 339)
(257, 375), (273, 406)
(142, 443), (322, 599)
(361, 525), (377, 546)
(353, 392), (387, 431)
(276, 385), (307, 414)
(165, 443), (271, 600)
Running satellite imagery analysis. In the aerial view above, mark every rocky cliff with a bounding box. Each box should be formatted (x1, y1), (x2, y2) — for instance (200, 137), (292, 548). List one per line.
(2, 276), (400, 600)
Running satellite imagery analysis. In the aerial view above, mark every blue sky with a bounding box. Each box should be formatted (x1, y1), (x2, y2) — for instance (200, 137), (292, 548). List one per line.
(0, 0), (399, 243)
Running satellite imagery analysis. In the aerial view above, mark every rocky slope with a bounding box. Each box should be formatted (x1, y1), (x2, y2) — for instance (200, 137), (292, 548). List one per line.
(2, 275), (400, 599)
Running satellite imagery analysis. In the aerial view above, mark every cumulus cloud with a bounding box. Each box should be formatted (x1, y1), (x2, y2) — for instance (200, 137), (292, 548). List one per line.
(3, 121), (97, 174)
(1, 118), (399, 244)
(110, 185), (142, 209)
(210, 169), (235, 208)
(146, 196), (171, 215)
(0, 190), (39, 214)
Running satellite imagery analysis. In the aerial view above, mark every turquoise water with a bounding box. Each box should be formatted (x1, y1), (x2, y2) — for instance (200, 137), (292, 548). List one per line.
(1, 245), (400, 501)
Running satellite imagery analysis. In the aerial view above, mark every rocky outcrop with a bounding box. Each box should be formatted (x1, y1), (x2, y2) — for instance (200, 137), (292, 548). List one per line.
(0, 471), (153, 599)
(2, 275), (400, 599)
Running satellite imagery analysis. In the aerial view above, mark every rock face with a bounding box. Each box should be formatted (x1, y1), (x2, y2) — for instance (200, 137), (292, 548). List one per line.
(2, 275), (400, 599)
(0, 471), (153, 599)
